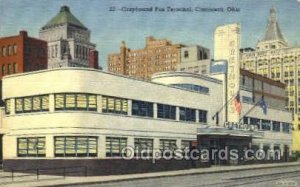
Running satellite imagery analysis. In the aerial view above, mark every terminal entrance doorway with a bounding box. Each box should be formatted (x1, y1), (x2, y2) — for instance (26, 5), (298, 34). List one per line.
(197, 135), (252, 165)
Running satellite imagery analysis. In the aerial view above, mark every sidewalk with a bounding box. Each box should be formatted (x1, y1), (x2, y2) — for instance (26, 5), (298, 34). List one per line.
(1, 162), (300, 187)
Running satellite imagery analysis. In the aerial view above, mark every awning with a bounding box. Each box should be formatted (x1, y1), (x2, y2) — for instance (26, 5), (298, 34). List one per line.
(197, 127), (264, 138)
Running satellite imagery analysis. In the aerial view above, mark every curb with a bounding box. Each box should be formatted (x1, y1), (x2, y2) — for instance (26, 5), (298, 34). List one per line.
(44, 162), (300, 187)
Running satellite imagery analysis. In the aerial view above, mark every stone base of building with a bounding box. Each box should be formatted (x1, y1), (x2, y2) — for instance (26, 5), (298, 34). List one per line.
(3, 159), (209, 176)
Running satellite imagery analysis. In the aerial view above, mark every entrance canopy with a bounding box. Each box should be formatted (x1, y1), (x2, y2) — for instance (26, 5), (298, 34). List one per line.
(197, 127), (264, 138)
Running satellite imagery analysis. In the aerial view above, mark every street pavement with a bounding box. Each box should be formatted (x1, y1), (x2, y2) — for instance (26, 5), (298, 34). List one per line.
(76, 165), (300, 187)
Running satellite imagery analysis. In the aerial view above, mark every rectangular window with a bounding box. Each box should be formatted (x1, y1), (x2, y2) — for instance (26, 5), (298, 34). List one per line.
(107, 97), (114, 112)
(160, 139), (177, 155)
(23, 97), (32, 112)
(272, 121), (281, 132)
(88, 95), (97, 111)
(179, 107), (196, 122)
(106, 137), (127, 157)
(15, 95), (49, 113)
(41, 95), (49, 111)
(5, 99), (10, 115)
(7, 64), (11, 74)
(2, 47), (6, 56)
(184, 51), (189, 58)
(261, 120), (271, 130)
(199, 110), (207, 123)
(15, 98), (23, 113)
(13, 45), (17, 55)
(55, 93), (97, 111)
(17, 137), (46, 157)
(121, 98), (128, 113)
(282, 123), (290, 133)
(8, 45), (12, 56)
(55, 94), (64, 110)
(66, 94), (76, 110)
(2, 65), (5, 76)
(157, 104), (176, 120)
(134, 138), (153, 157)
(54, 136), (97, 157)
(32, 96), (41, 111)
(242, 96), (253, 103)
(171, 84), (209, 94)
(132, 100), (153, 117)
(77, 94), (87, 110)
(102, 96), (128, 114)
(250, 118), (260, 129)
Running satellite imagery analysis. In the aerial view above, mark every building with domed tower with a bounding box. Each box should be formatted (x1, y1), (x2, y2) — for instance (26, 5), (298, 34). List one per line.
(39, 5), (99, 69)
(240, 7), (300, 151)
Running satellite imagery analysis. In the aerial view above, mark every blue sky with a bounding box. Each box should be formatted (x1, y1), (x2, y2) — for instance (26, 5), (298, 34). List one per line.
(0, 0), (300, 70)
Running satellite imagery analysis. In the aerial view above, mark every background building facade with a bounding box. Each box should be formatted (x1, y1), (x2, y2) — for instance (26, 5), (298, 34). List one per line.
(240, 8), (300, 150)
(177, 45), (210, 74)
(39, 6), (99, 69)
(108, 36), (183, 80)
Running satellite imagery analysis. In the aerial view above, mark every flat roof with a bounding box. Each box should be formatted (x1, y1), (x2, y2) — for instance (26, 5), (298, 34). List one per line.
(240, 69), (285, 88)
(151, 71), (223, 84)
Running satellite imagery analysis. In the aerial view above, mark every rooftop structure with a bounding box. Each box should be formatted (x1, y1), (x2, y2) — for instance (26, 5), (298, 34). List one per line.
(39, 6), (99, 69)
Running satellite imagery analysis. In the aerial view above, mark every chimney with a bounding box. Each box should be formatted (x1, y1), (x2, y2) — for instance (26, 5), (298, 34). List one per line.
(19, 30), (28, 38)
(89, 50), (99, 69)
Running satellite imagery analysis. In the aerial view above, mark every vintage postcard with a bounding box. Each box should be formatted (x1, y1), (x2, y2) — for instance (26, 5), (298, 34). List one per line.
(0, 0), (300, 186)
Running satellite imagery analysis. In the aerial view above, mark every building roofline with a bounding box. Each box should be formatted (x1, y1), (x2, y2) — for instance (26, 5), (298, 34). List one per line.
(3, 68), (220, 94)
(181, 45), (210, 51)
(26, 37), (47, 43)
(0, 31), (46, 42)
(240, 46), (300, 53)
(151, 71), (223, 84)
(0, 35), (21, 40)
(240, 68), (285, 88)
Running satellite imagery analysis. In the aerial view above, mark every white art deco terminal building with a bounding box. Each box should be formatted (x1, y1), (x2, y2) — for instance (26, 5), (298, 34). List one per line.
(0, 65), (293, 175)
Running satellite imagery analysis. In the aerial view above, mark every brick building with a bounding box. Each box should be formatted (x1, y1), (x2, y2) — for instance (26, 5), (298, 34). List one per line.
(0, 31), (48, 105)
(0, 31), (47, 79)
(108, 36), (183, 80)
